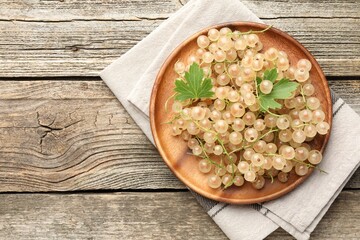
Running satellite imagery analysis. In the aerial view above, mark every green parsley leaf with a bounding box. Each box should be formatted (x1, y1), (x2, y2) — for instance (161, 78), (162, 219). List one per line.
(270, 78), (299, 99)
(174, 63), (214, 101)
(263, 68), (278, 83)
(256, 77), (262, 86)
(259, 94), (282, 110)
(258, 78), (299, 112)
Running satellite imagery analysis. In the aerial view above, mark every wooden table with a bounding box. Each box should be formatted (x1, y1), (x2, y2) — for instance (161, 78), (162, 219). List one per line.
(0, 0), (359, 239)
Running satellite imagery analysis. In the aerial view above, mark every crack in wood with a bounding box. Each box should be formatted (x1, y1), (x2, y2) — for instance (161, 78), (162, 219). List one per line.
(0, 16), (169, 23)
(36, 111), (84, 153)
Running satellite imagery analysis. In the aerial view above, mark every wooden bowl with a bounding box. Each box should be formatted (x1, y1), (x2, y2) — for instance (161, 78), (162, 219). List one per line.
(150, 22), (332, 204)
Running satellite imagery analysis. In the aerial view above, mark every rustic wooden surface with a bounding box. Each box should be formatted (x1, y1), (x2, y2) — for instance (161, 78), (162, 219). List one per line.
(0, 0), (359, 77)
(0, 0), (359, 239)
(0, 191), (358, 240)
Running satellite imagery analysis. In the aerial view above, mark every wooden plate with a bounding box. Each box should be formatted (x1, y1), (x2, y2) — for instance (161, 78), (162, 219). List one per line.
(150, 22), (332, 204)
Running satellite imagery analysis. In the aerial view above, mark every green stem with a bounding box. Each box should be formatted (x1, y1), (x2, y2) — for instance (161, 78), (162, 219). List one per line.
(300, 85), (310, 110)
(161, 114), (181, 125)
(164, 92), (177, 113)
(216, 136), (230, 158)
(267, 110), (281, 117)
(228, 145), (248, 155)
(223, 182), (233, 190)
(196, 137), (224, 169)
(258, 128), (279, 140)
(191, 118), (217, 135)
(243, 25), (273, 35)
(258, 101), (281, 117)
(293, 123), (311, 129)
(228, 128), (279, 155)
(266, 173), (275, 183)
(223, 62), (237, 88)
(289, 158), (328, 174)
(228, 25), (273, 37)
(263, 153), (328, 174)
(216, 136), (236, 187)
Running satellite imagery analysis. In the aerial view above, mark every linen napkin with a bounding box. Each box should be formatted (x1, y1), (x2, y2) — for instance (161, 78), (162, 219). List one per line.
(100, 0), (360, 239)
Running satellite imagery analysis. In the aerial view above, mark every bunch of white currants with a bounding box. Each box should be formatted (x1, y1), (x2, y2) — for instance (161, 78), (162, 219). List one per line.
(170, 27), (330, 190)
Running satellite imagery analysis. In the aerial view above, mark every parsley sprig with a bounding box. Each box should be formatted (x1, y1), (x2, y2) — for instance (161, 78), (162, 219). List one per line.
(174, 63), (214, 101)
(173, 63), (298, 114)
(257, 68), (299, 112)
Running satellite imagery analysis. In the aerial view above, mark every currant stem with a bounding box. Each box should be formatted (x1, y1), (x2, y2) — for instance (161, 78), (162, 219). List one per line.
(228, 128), (279, 155)
(300, 85), (310, 110)
(190, 117), (217, 135)
(196, 137), (224, 169)
(259, 128), (279, 140)
(258, 101), (281, 117)
(289, 158), (328, 174)
(294, 123), (311, 128)
(216, 136), (236, 184)
(223, 62), (237, 88)
(228, 25), (273, 37)
(164, 92), (177, 113)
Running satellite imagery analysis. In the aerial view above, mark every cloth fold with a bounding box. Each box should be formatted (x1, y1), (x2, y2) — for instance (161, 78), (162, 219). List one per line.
(100, 0), (360, 239)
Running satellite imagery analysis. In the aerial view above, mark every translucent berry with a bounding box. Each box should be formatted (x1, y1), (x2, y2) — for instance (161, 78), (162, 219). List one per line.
(260, 80), (273, 94)
(308, 150), (322, 164)
(208, 175), (222, 188)
(197, 35), (210, 49)
(214, 120), (229, 134)
(229, 131), (243, 145)
(244, 170), (256, 182)
(199, 159), (212, 173)
(276, 115), (290, 130)
(252, 175), (265, 189)
(233, 175), (245, 186)
(251, 153), (265, 167)
(295, 163), (309, 176)
(244, 128), (258, 142)
(316, 122), (330, 135)
(278, 172), (288, 183)
(208, 28), (220, 41)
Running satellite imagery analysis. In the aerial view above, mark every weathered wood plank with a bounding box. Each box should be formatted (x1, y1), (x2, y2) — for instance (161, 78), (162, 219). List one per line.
(0, 80), (358, 191)
(0, 97), (182, 191)
(0, 0), (181, 21)
(0, 191), (358, 239)
(0, 1), (358, 77)
(244, 0), (360, 18)
(0, 100), (182, 191)
(0, 79), (359, 104)
(0, 80), (114, 100)
(1, 0), (359, 20)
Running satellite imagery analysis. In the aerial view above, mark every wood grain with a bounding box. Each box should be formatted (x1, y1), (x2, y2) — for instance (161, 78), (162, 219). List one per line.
(0, 80), (358, 192)
(0, 1), (358, 77)
(0, 1), (358, 239)
(2, 0), (360, 20)
(0, 99), (183, 191)
(0, 191), (358, 239)
(0, 0), (181, 21)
